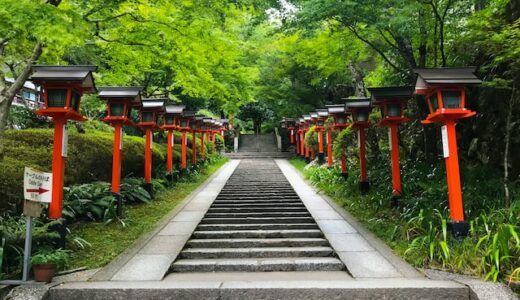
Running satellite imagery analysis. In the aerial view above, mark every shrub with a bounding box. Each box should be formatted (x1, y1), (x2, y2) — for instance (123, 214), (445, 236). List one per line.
(0, 129), (211, 213)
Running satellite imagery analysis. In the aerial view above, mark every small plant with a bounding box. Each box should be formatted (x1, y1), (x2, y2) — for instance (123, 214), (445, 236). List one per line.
(31, 248), (69, 269)
(31, 248), (69, 283)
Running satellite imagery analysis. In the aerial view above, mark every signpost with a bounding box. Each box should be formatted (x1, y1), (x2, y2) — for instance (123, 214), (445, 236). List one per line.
(0, 168), (51, 285)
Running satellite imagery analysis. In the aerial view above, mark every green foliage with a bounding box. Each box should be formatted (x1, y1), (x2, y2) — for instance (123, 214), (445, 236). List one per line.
(304, 125), (318, 149)
(291, 157), (520, 283)
(332, 126), (354, 159)
(62, 182), (117, 222)
(31, 248), (69, 269)
(237, 102), (275, 133)
(7, 106), (51, 129)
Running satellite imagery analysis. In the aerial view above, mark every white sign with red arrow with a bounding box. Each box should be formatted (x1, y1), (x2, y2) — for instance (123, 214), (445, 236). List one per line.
(23, 167), (52, 203)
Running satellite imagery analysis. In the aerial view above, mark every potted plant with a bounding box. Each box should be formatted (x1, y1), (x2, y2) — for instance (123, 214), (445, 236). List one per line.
(31, 249), (69, 283)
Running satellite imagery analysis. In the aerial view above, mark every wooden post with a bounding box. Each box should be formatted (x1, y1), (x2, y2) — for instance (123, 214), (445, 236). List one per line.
(112, 123), (123, 193)
(200, 131), (205, 160)
(49, 118), (66, 219)
(327, 128), (333, 167)
(389, 124), (402, 197)
(191, 131), (197, 165)
(166, 130), (173, 174)
(358, 127), (369, 192)
(444, 120), (465, 222)
(144, 128), (152, 183)
(181, 131), (187, 169)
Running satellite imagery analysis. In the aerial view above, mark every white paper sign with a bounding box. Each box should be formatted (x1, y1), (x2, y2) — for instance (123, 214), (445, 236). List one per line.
(61, 125), (68, 157)
(120, 127), (123, 150)
(388, 128), (392, 151)
(357, 131), (361, 148)
(24, 167), (52, 203)
(441, 125), (449, 158)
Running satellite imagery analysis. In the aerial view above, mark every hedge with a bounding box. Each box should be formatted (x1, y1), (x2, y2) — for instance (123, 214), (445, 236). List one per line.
(0, 128), (214, 213)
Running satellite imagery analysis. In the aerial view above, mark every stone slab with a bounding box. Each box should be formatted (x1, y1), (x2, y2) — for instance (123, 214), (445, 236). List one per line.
(158, 221), (199, 236)
(337, 251), (402, 278)
(316, 220), (357, 234)
(326, 233), (374, 252)
(171, 211), (206, 222)
(49, 279), (469, 300)
(112, 254), (176, 281)
(140, 235), (189, 255)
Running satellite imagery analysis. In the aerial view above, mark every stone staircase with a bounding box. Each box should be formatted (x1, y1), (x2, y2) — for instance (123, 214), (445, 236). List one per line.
(225, 133), (292, 159)
(170, 159), (344, 272)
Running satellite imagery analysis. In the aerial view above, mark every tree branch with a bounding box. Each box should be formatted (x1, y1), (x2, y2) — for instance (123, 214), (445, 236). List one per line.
(4, 43), (43, 102)
(347, 25), (407, 74)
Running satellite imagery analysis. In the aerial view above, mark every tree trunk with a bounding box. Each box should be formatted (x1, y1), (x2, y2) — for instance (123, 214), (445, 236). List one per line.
(503, 87), (516, 207)
(348, 62), (366, 97)
(0, 43), (43, 158)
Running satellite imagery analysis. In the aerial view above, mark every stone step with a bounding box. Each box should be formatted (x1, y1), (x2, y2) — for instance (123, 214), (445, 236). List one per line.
(200, 217), (315, 224)
(204, 212), (311, 218)
(171, 257), (345, 272)
(207, 207), (308, 213)
(196, 223), (320, 231)
(211, 203), (306, 208)
(186, 238), (329, 248)
(192, 229), (323, 239)
(179, 246), (334, 259)
(213, 199), (301, 203)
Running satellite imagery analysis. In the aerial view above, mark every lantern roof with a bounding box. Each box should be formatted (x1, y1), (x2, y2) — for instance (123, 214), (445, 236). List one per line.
(303, 115), (312, 121)
(30, 65), (98, 93)
(298, 118), (304, 123)
(344, 98), (371, 110)
(98, 87), (142, 107)
(164, 105), (185, 114)
(413, 67), (481, 91)
(326, 104), (347, 114)
(317, 109), (329, 118)
(203, 118), (214, 124)
(368, 86), (414, 103)
(194, 115), (206, 121)
(182, 111), (196, 118)
(141, 98), (165, 112)
(310, 112), (319, 119)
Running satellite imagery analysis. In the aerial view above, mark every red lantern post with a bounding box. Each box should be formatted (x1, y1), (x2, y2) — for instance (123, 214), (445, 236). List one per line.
(315, 109), (329, 164)
(99, 87), (142, 216)
(369, 87), (414, 207)
(414, 67), (481, 237)
(346, 99), (372, 193)
(177, 111), (194, 170)
(303, 115), (312, 162)
(162, 105), (184, 181)
(30, 65), (97, 219)
(326, 104), (350, 176)
(138, 99), (165, 196)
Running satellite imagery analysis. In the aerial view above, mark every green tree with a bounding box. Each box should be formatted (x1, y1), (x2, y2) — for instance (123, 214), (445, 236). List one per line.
(237, 101), (275, 134)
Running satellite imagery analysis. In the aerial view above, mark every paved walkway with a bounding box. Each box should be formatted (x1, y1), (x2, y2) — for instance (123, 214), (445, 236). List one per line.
(49, 159), (471, 299)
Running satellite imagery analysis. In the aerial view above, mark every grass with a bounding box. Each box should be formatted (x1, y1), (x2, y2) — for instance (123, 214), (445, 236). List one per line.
(67, 157), (228, 270)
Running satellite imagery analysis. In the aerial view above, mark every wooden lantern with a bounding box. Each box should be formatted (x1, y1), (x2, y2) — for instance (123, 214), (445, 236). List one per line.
(414, 67), (482, 237)
(29, 65), (97, 219)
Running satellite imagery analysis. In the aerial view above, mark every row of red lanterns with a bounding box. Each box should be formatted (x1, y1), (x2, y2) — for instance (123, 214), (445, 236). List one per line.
(28, 65), (228, 219)
(282, 67), (481, 237)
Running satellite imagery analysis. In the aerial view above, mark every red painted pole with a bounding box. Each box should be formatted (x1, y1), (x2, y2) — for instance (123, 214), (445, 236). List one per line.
(290, 129), (294, 144)
(444, 121), (465, 222)
(191, 131), (197, 165)
(112, 123), (123, 193)
(341, 152), (347, 175)
(311, 148), (315, 160)
(167, 130), (173, 174)
(212, 132), (216, 153)
(389, 124), (402, 197)
(327, 128), (333, 167)
(318, 129), (324, 154)
(181, 131), (187, 169)
(144, 128), (152, 183)
(200, 131), (205, 160)
(295, 132), (300, 155)
(49, 118), (66, 219)
(359, 127), (368, 182)
(300, 132), (305, 156)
